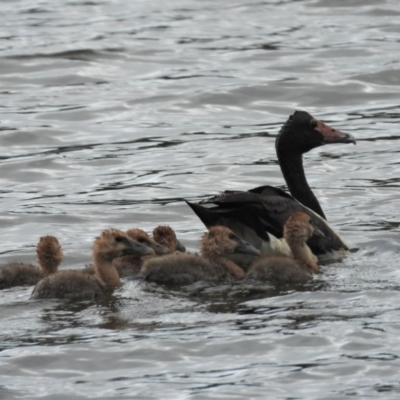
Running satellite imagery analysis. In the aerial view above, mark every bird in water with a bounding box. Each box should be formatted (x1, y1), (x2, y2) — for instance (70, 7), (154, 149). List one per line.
(152, 225), (186, 253)
(110, 228), (170, 277)
(138, 225), (260, 285)
(246, 211), (324, 284)
(84, 228), (165, 277)
(186, 111), (356, 264)
(31, 229), (154, 300)
(0, 235), (63, 290)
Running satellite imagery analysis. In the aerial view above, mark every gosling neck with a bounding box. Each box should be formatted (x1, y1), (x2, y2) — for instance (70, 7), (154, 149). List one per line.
(213, 255), (245, 279)
(288, 240), (319, 273)
(38, 251), (62, 275)
(93, 252), (121, 287)
(40, 260), (59, 275)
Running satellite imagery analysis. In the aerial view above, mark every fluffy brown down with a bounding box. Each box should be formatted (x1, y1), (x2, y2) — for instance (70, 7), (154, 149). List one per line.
(152, 225), (181, 253)
(139, 226), (246, 285)
(126, 228), (167, 255)
(246, 212), (319, 284)
(84, 228), (158, 278)
(0, 235), (63, 290)
(31, 229), (143, 300)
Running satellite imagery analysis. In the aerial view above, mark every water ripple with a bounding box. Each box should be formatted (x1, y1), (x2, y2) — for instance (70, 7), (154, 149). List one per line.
(1, 0), (400, 398)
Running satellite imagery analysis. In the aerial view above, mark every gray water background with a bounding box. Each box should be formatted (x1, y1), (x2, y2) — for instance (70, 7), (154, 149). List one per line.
(1, 0), (400, 398)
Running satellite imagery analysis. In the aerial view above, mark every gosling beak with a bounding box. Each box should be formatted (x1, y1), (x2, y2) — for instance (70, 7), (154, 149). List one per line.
(313, 118), (356, 145)
(313, 226), (325, 239)
(125, 239), (155, 256)
(234, 237), (261, 256)
(176, 240), (186, 252)
(153, 242), (170, 255)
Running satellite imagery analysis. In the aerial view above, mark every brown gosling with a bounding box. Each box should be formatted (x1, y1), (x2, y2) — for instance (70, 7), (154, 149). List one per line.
(84, 228), (161, 277)
(111, 228), (163, 277)
(138, 226), (260, 285)
(152, 225), (186, 253)
(246, 211), (324, 284)
(0, 236), (63, 290)
(31, 229), (154, 300)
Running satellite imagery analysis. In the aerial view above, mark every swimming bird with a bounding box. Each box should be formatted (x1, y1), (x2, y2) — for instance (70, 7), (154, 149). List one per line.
(127, 228), (169, 255)
(31, 229), (154, 300)
(186, 111), (356, 263)
(152, 225), (186, 253)
(84, 228), (161, 277)
(138, 226), (260, 285)
(106, 228), (164, 278)
(0, 235), (63, 290)
(246, 211), (324, 284)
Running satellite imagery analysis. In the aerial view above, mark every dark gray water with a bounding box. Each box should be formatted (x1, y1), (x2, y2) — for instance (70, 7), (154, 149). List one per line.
(1, 0), (400, 398)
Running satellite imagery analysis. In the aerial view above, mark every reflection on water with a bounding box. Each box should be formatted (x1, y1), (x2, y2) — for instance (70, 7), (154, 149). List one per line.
(1, 0), (400, 398)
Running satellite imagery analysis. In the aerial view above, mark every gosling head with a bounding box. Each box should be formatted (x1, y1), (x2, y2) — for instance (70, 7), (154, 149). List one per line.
(126, 228), (168, 255)
(93, 229), (155, 263)
(283, 212), (325, 244)
(152, 225), (186, 253)
(36, 235), (63, 274)
(201, 226), (260, 258)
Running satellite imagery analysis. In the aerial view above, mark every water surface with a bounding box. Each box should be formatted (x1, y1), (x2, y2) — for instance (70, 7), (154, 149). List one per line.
(1, 0), (400, 398)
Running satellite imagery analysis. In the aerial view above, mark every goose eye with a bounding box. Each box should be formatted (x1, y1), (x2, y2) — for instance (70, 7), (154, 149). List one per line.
(310, 120), (318, 129)
(115, 236), (124, 243)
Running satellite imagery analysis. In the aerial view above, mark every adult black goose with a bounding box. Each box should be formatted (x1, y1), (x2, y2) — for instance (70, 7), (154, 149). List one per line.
(186, 111), (356, 263)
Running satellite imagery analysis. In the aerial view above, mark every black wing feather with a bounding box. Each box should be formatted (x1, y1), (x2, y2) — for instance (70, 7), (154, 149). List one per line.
(188, 187), (349, 257)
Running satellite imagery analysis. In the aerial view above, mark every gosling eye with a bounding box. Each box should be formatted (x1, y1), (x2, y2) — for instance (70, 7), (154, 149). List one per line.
(115, 236), (124, 243)
(309, 219), (313, 226)
(228, 233), (236, 240)
(138, 238), (145, 243)
(310, 119), (318, 129)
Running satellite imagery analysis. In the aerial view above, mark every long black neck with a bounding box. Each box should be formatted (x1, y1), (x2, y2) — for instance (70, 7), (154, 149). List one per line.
(277, 147), (326, 220)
